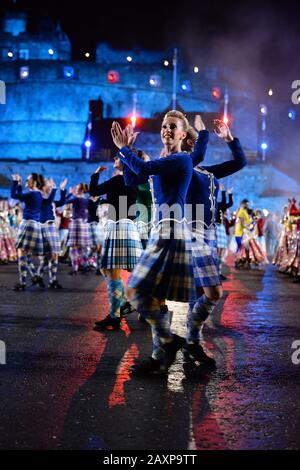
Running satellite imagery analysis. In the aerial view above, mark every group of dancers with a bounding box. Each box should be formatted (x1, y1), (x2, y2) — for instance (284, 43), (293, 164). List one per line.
(8, 110), (298, 376)
(273, 198), (300, 283)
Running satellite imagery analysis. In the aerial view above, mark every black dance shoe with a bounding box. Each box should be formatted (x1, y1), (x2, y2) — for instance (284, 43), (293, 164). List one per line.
(120, 301), (136, 317)
(48, 280), (63, 290)
(183, 342), (216, 368)
(13, 282), (26, 292)
(161, 334), (185, 371)
(130, 357), (163, 376)
(32, 275), (45, 288)
(94, 315), (121, 330)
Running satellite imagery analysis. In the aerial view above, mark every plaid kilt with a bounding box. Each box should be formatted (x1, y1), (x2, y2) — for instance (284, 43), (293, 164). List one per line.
(101, 219), (143, 270)
(67, 218), (91, 248)
(127, 220), (221, 303)
(135, 220), (150, 241)
(16, 219), (43, 255)
(41, 222), (61, 255)
(89, 222), (104, 246)
(216, 223), (228, 249)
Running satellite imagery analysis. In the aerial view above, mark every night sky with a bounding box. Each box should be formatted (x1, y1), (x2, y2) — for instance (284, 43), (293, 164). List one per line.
(0, 0), (299, 96)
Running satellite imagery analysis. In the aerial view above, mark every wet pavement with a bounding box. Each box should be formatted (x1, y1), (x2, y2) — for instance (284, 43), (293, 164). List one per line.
(0, 261), (300, 450)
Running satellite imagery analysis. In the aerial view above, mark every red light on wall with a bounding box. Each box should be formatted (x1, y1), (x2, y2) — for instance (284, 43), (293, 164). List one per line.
(212, 87), (221, 99)
(107, 70), (120, 83)
(223, 115), (230, 124)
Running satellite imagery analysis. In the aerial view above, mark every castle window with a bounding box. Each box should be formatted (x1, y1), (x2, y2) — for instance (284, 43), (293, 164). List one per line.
(19, 49), (29, 60)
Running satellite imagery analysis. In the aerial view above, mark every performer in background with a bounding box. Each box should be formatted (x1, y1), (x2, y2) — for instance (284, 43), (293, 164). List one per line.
(215, 184), (234, 280)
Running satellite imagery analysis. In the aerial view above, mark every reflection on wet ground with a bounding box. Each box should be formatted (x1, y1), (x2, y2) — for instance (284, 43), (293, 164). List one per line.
(0, 262), (299, 449)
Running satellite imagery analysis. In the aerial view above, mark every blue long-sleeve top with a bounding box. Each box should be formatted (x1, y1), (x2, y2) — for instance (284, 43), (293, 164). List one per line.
(40, 189), (67, 224)
(118, 147), (194, 222)
(10, 181), (43, 222)
(65, 194), (89, 221)
(122, 130), (209, 188)
(187, 138), (247, 228)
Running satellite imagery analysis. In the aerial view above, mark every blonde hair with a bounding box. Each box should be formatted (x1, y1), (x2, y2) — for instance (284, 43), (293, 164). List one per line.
(163, 110), (189, 132)
(182, 125), (198, 152)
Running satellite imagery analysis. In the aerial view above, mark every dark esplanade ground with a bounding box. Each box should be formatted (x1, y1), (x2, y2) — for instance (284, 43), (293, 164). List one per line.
(0, 261), (299, 450)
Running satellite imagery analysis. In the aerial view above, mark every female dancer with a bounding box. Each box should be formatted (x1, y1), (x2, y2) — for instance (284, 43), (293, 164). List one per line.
(111, 111), (213, 374)
(37, 177), (67, 288)
(215, 184), (234, 279)
(11, 173), (45, 291)
(88, 196), (104, 275)
(66, 184), (91, 275)
(90, 157), (143, 329)
(183, 119), (247, 360)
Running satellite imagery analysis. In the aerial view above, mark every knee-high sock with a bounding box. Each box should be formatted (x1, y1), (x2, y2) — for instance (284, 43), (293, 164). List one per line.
(187, 295), (218, 344)
(69, 248), (79, 271)
(78, 248), (89, 268)
(119, 278), (127, 307)
(218, 254), (223, 274)
(49, 259), (58, 283)
(107, 279), (123, 318)
(151, 306), (172, 360)
(96, 251), (102, 271)
(132, 293), (173, 358)
(26, 257), (37, 278)
(37, 256), (47, 278)
(18, 255), (28, 285)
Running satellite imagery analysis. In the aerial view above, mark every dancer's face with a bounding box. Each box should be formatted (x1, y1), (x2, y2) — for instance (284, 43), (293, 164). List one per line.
(26, 175), (35, 189)
(160, 117), (187, 148)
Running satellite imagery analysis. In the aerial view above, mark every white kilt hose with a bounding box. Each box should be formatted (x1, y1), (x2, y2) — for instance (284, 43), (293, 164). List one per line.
(67, 218), (91, 248)
(101, 219), (143, 270)
(16, 219), (43, 255)
(127, 220), (221, 303)
(216, 222), (228, 249)
(89, 221), (104, 246)
(135, 220), (150, 241)
(41, 221), (61, 255)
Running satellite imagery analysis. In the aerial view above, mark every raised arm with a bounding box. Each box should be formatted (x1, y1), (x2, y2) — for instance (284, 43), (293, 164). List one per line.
(55, 189), (67, 208)
(122, 165), (148, 186)
(11, 178), (27, 201)
(203, 138), (247, 179)
(189, 129), (209, 167)
(89, 170), (114, 196)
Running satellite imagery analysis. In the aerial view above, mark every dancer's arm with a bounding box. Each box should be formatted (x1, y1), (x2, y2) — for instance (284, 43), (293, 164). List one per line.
(10, 178), (27, 201)
(122, 165), (148, 186)
(189, 129), (209, 167)
(203, 138), (247, 178)
(89, 171), (115, 196)
(55, 190), (67, 208)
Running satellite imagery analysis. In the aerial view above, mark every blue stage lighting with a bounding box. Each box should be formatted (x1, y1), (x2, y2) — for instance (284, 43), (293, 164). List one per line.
(261, 142), (268, 150)
(63, 66), (75, 79)
(181, 81), (191, 92)
(288, 110), (296, 120)
(84, 140), (92, 148)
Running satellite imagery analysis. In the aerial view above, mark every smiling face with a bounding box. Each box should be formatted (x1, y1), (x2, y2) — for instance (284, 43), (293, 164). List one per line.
(160, 116), (187, 149)
(25, 175), (35, 190)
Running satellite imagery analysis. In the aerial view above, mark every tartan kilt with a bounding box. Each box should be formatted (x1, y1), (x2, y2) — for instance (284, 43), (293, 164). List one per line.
(89, 222), (104, 246)
(16, 219), (43, 255)
(127, 220), (221, 303)
(216, 223), (228, 249)
(135, 220), (150, 241)
(101, 219), (143, 270)
(67, 218), (91, 248)
(41, 222), (61, 255)
(191, 228), (221, 288)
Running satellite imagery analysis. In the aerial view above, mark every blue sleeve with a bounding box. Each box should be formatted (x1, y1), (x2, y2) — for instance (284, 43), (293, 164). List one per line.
(89, 173), (113, 196)
(10, 181), (27, 201)
(118, 146), (186, 176)
(65, 194), (76, 204)
(189, 130), (209, 167)
(122, 164), (148, 186)
(203, 138), (247, 179)
(55, 190), (66, 208)
(45, 188), (57, 205)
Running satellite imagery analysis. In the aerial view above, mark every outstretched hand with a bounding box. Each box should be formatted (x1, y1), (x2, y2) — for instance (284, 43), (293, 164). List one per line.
(95, 166), (107, 174)
(194, 114), (206, 132)
(49, 177), (56, 189)
(60, 177), (68, 190)
(111, 121), (129, 149)
(12, 174), (21, 183)
(125, 124), (140, 147)
(214, 119), (233, 142)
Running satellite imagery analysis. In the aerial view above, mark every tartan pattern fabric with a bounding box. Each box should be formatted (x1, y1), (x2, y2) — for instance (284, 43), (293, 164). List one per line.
(127, 220), (221, 303)
(89, 221), (104, 246)
(67, 218), (91, 248)
(191, 229), (222, 288)
(41, 222), (60, 255)
(101, 219), (143, 270)
(135, 220), (150, 241)
(216, 223), (228, 249)
(16, 219), (43, 255)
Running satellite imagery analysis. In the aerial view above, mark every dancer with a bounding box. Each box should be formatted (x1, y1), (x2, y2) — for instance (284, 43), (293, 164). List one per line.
(235, 209), (268, 268)
(89, 158), (143, 330)
(0, 200), (18, 263)
(66, 184), (91, 275)
(183, 119), (247, 358)
(215, 184), (234, 280)
(111, 111), (213, 374)
(37, 177), (67, 288)
(88, 196), (104, 275)
(234, 199), (251, 257)
(10, 173), (45, 291)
